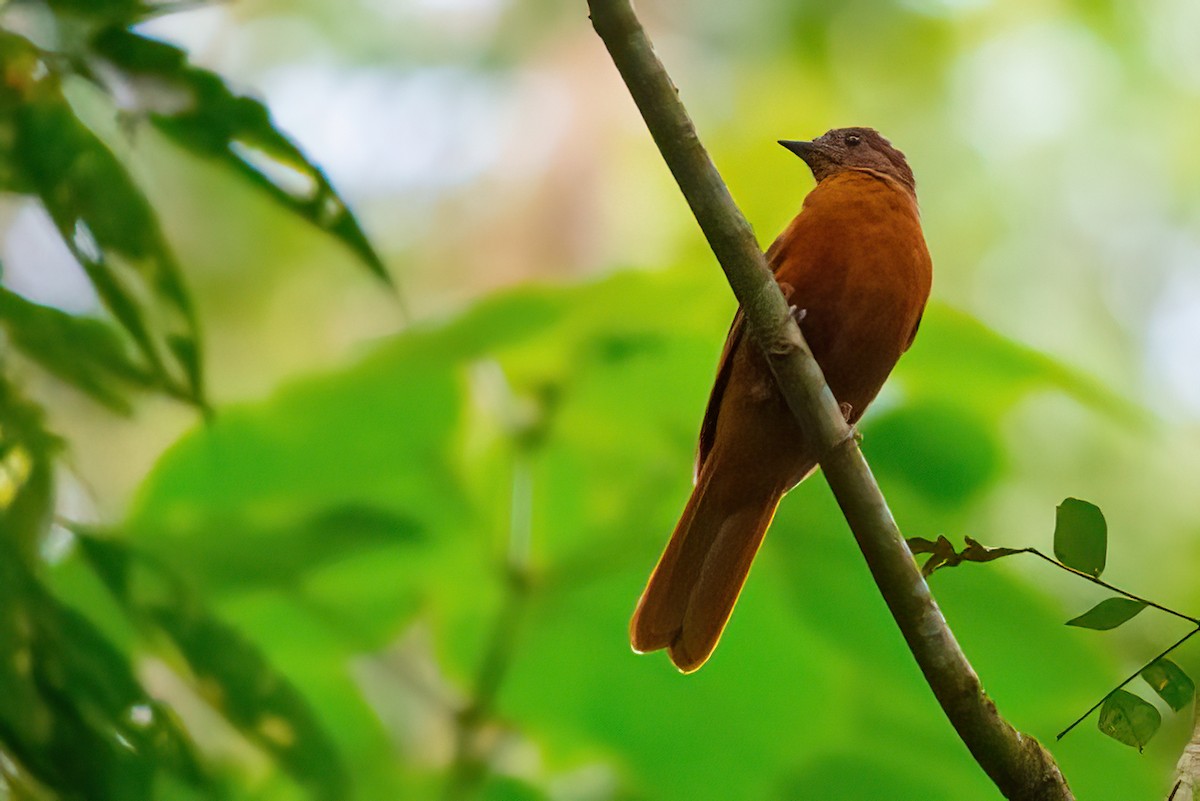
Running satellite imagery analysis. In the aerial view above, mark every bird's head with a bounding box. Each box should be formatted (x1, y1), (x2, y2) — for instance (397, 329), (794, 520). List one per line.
(779, 128), (915, 195)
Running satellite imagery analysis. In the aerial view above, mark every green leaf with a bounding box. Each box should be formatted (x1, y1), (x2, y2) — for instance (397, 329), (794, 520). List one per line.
(0, 536), (206, 800)
(896, 305), (1148, 428)
(0, 284), (155, 413)
(1098, 690), (1161, 751)
(74, 531), (349, 796)
(46, 0), (155, 23)
(1054, 498), (1107, 577)
(74, 532), (135, 602)
(88, 28), (391, 285)
(0, 376), (61, 558)
(0, 30), (205, 406)
(865, 402), (1000, 507)
(1065, 598), (1146, 630)
(1141, 659), (1195, 712)
(480, 775), (548, 801)
(126, 274), (1168, 800)
(149, 605), (349, 801)
(35, 598), (206, 793)
(0, 541), (56, 757)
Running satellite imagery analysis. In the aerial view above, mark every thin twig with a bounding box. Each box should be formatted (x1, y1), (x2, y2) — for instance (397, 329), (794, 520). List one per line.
(1057, 627), (1200, 740)
(586, 2), (1072, 798)
(919, 538), (1200, 743)
(1022, 548), (1200, 625)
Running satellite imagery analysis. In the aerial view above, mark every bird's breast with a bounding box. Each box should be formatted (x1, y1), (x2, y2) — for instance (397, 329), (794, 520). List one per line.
(769, 170), (932, 416)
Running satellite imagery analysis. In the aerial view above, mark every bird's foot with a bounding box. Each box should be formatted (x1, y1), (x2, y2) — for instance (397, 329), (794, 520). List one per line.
(839, 402), (854, 421)
(789, 305), (807, 324)
(778, 281), (795, 300)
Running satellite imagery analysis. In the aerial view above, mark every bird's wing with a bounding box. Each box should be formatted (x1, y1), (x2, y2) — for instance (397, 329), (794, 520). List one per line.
(695, 309), (745, 482)
(695, 229), (797, 481)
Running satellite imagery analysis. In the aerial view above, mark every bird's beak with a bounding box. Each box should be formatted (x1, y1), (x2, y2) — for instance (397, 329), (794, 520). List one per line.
(778, 140), (815, 160)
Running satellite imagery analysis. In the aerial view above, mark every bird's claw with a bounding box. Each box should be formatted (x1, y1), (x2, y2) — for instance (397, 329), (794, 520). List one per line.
(840, 402), (853, 421)
(789, 305), (807, 324)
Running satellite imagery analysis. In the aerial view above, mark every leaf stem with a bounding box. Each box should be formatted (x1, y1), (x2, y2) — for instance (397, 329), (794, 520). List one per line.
(1057, 626), (1200, 740)
(1022, 548), (1200, 626)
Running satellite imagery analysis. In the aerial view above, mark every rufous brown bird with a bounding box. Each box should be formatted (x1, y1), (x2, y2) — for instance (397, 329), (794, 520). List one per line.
(630, 127), (932, 673)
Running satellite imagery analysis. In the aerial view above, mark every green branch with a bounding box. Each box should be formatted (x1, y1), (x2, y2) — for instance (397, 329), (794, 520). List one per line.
(586, 1), (1072, 798)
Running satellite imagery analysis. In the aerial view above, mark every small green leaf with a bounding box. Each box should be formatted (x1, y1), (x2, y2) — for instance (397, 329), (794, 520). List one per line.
(0, 285), (155, 413)
(1, 30), (205, 407)
(88, 28), (391, 286)
(1142, 659), (1195, 712)
(74, 531), (349, 796)
(1098, 689), (1161, 750)
(150, 605), (348, 800)
(46, 0), (155, 23)
(1065, 598), (1146, 630)
(74, 533), (134, 602)
(1054, 498), (1107, 577)
(0, 376), (61, 558)
(36, 598), (206, 790)
(0, 536), (206, 799)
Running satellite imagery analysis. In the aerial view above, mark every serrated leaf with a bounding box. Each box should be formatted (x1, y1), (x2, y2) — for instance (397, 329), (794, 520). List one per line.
(1054, 497), (1107, 577)
(88, 28), (391, 285)
(0, 284), (155, 413)
(0, 30), (205, 407)
(1065, 598), (1146, 630)
(1098, 689), (1161, 750)
(1142, 659), (1195, 712)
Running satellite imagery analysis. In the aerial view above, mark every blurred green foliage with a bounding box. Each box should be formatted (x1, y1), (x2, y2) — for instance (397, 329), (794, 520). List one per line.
(3, 0), (1200, 799)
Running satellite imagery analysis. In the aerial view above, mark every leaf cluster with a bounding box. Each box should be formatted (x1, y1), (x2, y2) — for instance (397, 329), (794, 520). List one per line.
(912, 498), (1198, 753)
(0, 0), (387, 414)
(1, 1), (387, 798)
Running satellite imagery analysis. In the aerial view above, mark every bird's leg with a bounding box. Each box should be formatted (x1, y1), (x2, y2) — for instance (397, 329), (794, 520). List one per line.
(776, 280), (808, 325)
(839, 402), (863, 443)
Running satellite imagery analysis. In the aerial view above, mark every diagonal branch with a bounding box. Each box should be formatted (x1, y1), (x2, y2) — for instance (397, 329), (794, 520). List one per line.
(586, 1), (1073, 798)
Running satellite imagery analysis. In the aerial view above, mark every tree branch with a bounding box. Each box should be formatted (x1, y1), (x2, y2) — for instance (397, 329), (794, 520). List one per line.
(586, 1), (1073, 798)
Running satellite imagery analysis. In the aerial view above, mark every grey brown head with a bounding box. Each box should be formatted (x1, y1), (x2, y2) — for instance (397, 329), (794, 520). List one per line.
(779, 128), (915, 195)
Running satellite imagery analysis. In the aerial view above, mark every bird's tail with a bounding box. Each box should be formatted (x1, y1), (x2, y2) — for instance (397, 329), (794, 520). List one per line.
(630, 456), (784, 673)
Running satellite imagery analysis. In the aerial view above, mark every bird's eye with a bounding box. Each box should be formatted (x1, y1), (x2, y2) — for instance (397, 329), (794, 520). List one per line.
(845, 134), (862, 147)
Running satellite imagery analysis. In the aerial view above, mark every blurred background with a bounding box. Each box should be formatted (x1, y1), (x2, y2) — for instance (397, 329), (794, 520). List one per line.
(3, 0), (1200, 798)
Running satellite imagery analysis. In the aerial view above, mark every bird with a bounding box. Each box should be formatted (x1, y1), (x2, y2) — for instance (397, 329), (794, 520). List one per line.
(629, 127), (933, 673)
